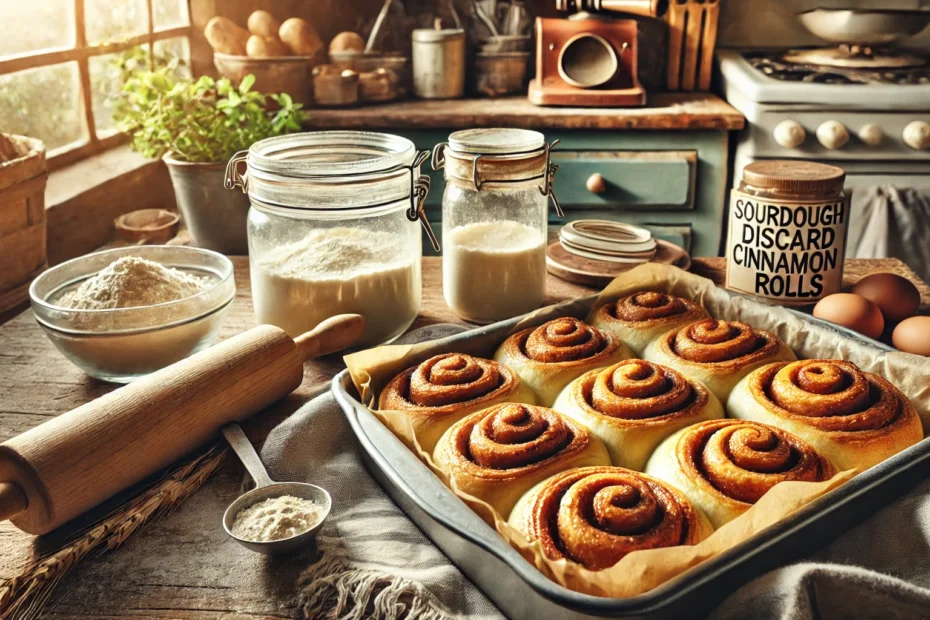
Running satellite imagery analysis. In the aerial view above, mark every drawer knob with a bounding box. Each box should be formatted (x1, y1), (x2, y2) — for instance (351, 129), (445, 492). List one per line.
(586, 173), (607, 194)
(773, 120), (805, 148)
(816, 120), (849, 150)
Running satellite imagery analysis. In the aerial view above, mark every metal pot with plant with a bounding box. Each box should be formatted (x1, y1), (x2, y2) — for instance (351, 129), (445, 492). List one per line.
(115, 68), (303, 254)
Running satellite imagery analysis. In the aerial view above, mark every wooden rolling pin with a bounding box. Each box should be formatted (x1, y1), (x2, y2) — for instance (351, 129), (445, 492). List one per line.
(0, 314), (365, 535)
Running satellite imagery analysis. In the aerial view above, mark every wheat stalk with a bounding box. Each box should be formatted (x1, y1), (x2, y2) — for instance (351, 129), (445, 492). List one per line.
(0, 444), (228, 620)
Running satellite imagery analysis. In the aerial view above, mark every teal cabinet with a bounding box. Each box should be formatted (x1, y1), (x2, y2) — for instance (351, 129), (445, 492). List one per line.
(388, 129), (729, 258)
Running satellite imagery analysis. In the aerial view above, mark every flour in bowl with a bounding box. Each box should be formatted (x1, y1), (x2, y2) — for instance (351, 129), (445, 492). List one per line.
(251, 227), (420, 346)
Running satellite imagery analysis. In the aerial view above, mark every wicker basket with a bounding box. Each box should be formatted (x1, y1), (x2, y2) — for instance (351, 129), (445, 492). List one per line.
(0, 133), (47, 315)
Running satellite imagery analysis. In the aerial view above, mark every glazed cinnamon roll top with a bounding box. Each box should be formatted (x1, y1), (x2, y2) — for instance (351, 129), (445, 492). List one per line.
(379, 353), (518, 412)
(521, 317), (609, 363)
(600, 292), (709, 325)
(514, 466), (707, 571)
(749, 360), (913, 434)
(669, 320), (781, 365)
(676, 419), (835, 504)
(448, 404), (589, 473)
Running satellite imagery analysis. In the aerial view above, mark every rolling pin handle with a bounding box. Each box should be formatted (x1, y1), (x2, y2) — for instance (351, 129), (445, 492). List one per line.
(0, 481), (27, 522)
(293, 314), (366, 362)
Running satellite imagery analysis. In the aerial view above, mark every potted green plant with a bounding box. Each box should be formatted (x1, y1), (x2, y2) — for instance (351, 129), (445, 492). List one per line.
(115, 66), (303, 254)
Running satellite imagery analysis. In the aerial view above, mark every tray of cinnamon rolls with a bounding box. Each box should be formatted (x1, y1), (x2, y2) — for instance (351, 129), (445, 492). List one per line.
(333, 263), (930, 619)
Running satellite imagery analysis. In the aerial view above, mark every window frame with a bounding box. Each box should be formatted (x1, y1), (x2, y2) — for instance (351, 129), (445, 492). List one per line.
(0, 0), (192, 170)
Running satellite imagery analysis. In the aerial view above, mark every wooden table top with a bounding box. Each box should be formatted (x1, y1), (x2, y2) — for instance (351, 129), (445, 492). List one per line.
(302, 93), (746, 132)
(0, 255), (925, 618)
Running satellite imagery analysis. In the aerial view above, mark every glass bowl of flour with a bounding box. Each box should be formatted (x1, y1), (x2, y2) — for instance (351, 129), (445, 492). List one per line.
(30, 246), (236, 383)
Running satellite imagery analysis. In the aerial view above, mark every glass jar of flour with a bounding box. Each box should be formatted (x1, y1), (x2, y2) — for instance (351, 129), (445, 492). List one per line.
(432, 129), (562, 323)
(225, 131), (438, 346)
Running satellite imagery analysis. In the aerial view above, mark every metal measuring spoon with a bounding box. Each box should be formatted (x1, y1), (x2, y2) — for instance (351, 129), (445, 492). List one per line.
(220, 313), (364, 555)
(221, 423), (330, 555)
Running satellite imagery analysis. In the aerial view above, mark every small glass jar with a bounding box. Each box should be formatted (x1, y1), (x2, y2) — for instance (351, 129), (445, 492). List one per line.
(225, 131), (438, 346)
(433, 129), (562, 323)
(726, 160), (848, 306)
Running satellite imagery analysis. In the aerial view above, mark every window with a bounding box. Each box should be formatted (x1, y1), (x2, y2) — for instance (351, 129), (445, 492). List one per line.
(0, 0), (191, 169)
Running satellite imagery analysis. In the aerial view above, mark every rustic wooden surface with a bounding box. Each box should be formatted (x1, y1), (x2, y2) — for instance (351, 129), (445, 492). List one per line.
(302, 93), (746, 131)
(0, 255), (925, 617)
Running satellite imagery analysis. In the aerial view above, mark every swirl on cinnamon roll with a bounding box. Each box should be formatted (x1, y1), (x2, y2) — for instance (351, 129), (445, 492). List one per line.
(727, 360), (923, 471)
(508, 466), (712, 571)
(433, 403), (610, 518)
(590, 292), (711, 355)
(645, 419), (836, 528)
(552, 360), (724, 470)
(642, 319), (796, 402)
(494, 317), (632, 406)
(378, 353), (536, 451)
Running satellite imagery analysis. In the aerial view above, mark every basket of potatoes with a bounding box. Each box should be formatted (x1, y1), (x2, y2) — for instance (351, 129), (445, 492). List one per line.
(206, 10), (323, 106)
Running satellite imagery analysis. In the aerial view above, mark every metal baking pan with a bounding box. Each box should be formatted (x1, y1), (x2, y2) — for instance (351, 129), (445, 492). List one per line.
(332, 300), (930, 619)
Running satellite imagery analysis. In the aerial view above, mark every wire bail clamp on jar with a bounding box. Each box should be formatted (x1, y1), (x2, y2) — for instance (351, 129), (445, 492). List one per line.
(431, 139), (564, 218)
(223, 145), (440, 252)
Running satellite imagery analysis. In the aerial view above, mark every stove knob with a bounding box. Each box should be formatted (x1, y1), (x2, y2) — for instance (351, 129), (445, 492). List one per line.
(586, 173), (607, 194)
(773, 120), (806, 149)
(858, 123), (884, 147)
(816, 121), (849, 150)
(903, 121), (930, 150)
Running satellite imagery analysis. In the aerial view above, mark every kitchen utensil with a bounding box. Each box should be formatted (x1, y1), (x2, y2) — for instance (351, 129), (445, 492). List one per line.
(529, 17), (645, 107)
(113, 209), (180, 245)
(365, 0), (395, 52)
(665, 0), (719, 91)
(474, 1), (500, 37)
(221, 423), (331, 555)
(797, 9), (930, 47)
(29, 245), (236, 383)
(412, 25), (466, 99)
(0, 313), (365, 535)
(555, 0), (667, 18)
(502, 0), (528, 35)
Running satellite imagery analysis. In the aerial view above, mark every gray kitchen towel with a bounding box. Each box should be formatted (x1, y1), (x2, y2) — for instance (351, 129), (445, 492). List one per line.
(260, 324), (930, 619)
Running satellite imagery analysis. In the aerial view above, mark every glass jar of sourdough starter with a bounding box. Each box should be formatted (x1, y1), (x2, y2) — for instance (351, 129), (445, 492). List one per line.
(432, 129), (562, 323)
(726, 160), (848, 306)
(225, 131), (438, 346)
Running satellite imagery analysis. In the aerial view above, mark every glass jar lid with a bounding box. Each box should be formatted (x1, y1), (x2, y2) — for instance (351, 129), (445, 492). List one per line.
(447, 128), (545, 156)
(226, 131), (422, 211)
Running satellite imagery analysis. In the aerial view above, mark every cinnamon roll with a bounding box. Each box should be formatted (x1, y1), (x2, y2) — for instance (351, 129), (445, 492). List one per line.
(433, 403), (610, 518)
(590, 292), (711, 355)
(552, 360), (724, 470)
(509, 466), (712, 571)
(645, 419), (836, 528)
(642, 319), (796, 402)
(727, 360), (923, 471)
(494, 317), (632, 406)
(378, 353), (536, 451)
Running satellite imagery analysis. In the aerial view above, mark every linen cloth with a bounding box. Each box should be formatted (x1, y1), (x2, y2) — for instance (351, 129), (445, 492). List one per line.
(260, 325), (930, 619)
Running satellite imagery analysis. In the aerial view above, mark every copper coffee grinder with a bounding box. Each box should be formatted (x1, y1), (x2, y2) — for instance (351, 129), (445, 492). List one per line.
(528, 0), (667, 106)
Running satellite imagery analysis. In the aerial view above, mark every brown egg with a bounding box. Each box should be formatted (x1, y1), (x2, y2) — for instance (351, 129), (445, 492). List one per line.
(329, 31), (365, 54)
(852, 272), (921, 324)
(892, 316), (930, 356)
(812, 293), (884, 340)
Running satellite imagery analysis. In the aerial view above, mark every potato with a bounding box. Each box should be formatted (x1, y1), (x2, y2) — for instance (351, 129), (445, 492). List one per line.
(204, 16), (249, 56)
(329, 31), (365, 53)
(246, 34), (291, 58)
(247, 10), (281, 37)
(279, 17), (323, 57)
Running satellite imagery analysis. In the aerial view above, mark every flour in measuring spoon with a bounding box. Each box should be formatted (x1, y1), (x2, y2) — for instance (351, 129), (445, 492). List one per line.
(443, 220), (546, 323)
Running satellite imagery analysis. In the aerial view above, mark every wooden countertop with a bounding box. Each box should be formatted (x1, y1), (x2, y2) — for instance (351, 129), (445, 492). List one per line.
(0, 256), (924, 618)
(302, 93), (746, 131)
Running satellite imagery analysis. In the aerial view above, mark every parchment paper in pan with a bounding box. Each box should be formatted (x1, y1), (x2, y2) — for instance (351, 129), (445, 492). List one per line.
(343, 263), (929, 598)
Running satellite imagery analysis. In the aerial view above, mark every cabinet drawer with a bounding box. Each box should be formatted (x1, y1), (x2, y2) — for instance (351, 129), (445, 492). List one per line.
(551, 151), (696, 211)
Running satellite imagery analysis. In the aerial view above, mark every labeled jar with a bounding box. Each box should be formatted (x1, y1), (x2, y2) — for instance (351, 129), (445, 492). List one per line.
(433, 128), (562, 322)
(726, 160), (848, 306)
(225, 132), (438, 346)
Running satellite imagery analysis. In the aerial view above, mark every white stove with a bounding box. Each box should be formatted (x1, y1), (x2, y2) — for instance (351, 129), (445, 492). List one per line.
(717, 45), (930, 281)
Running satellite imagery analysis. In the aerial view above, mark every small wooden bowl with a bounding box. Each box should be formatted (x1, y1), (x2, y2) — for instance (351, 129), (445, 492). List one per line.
(114, 209), (181, 245)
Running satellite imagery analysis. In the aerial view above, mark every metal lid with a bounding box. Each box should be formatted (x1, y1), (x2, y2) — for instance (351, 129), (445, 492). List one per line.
(412, 28), (465, 43)
(448, 128), (546, 156)
(741, 160), (846, 194)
